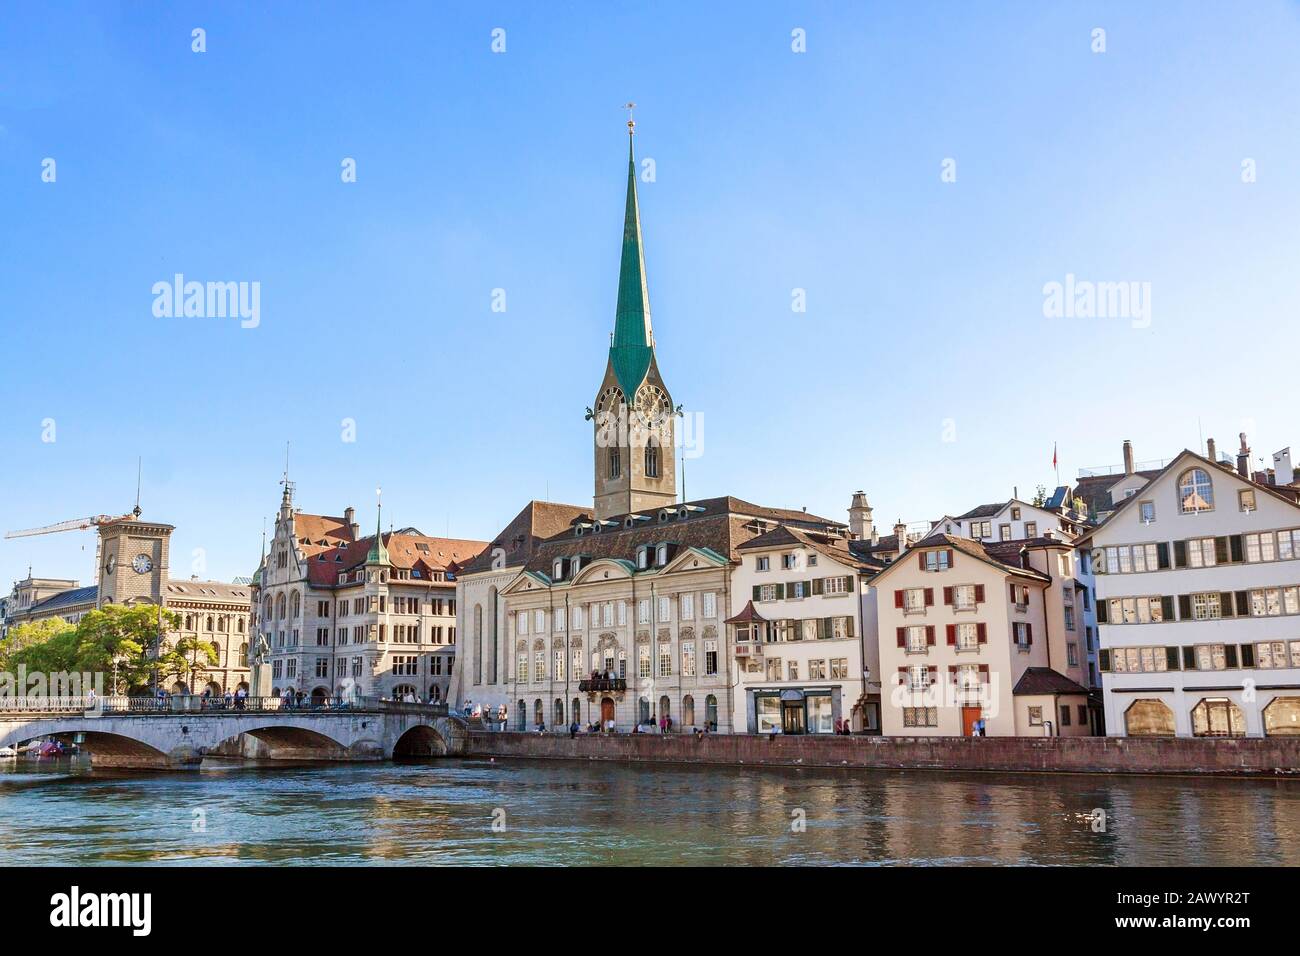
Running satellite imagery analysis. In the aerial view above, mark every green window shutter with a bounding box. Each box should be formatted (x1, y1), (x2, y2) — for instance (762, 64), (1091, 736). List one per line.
(1241, 644), (1255, 668)
(1096, 600), (1108, 623)
(1156, 542), (1171, 569)
(811, 578), (824, 595)
(752, 585), (761, 602)
(1098, 649), (1112, 672)
(1225, 644), (1239, 668)
(1173, 540), (1188, 568)
(1160, 595), (1175, 621)
(1182, 646), (1197, 669)
(1214, 537), (1229, 565)
(1235, 591), (1250, 616)
(1165, 646), (1181, 670)
(1230, 535), (1245, 563)
(775, 583), (785, 600)
(1178, 595), (1192, 620)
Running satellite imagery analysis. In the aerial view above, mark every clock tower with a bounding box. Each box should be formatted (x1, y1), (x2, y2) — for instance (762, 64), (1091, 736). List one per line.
(96, 518), (173, 607)
(591, 117), (677, 520)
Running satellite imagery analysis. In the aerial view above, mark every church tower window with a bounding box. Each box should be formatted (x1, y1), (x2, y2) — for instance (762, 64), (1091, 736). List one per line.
(645, 442), (660, 478)
(609, 448), (621, 479)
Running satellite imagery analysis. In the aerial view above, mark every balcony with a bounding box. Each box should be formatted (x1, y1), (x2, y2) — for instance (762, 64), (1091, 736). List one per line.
(578, 677), (627, 693)
(734, 642), (764, 658)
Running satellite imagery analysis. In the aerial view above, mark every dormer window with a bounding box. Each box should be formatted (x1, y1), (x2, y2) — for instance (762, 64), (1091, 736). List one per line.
(677, 505), (690, 520)
(637, 547), (649, 570)
(658, 509), (672, 523)
(553, 558), (568, 581)
(656, 544), (670, 566)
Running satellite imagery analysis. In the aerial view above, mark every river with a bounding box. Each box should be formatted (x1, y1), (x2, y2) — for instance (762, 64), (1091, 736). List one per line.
(2, 756), (1297, 865)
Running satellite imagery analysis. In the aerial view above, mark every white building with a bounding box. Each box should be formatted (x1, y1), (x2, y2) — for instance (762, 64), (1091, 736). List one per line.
(1084, 444), (1300, 737)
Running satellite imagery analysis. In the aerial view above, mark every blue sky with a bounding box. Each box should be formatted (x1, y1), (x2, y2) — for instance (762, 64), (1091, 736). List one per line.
(2, 1), (1299, 588)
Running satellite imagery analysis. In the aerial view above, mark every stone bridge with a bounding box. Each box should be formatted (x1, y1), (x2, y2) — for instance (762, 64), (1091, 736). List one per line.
(0, 699), (467, 770)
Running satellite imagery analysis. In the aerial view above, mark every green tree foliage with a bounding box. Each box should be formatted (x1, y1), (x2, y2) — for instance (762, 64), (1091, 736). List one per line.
(0, 617), (76, 672)
(6, 604), (183, 694)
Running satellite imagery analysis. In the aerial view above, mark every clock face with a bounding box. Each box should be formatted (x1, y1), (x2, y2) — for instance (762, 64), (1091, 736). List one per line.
(132, 554), (153, 574)
(105, 555), (116, 574)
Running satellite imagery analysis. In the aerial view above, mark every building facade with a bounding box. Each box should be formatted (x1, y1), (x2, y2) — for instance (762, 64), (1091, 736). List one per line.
(1088, 446), (1300, 738)
(252, 486), (485, 702)
(874, 534), (1091, 737)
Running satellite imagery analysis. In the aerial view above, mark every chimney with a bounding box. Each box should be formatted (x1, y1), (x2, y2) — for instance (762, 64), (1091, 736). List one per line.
(344, 505), (359, 539)
(1206, 437), (1216, 463)
(893, 520), (907, 560)
(1274, 448), (1294, 485)
(1237, 433), (1251, 478)
(848, 491), (873, 541)
(1122, 439), (1135, 476)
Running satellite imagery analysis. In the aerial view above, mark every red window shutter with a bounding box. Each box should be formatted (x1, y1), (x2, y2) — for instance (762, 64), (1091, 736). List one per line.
(948, 665), (958, 679)
(924, 588), (934, 607)
(943, 586), (953, 605)
(945, 624), (956, 645)
(927, 666), (938, 683)
(896, 627), (906, 648)
(947, 548), (954, 566)
(1026, 623), (1033, 645)
(918, 552), (927, 570)
(894, 589), (904, 609)
(926, 625), (936, 646)
(977, 622), (987, 644)
(974, 584), (985, 603)
(1009, 582), (1016, 602)
(978, 664), (990, 680)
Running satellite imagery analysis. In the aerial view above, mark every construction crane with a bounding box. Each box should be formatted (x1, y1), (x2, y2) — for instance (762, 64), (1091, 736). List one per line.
(4, 508), (141, 540)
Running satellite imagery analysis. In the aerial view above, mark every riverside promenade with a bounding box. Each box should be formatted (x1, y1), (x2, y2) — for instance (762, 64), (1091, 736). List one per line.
(465, 730), (1300, 777)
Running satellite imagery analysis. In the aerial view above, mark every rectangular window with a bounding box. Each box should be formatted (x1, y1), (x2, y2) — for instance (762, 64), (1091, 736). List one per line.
(517, 653), (528, 683)
(903, 707), (938, 728)
(682, 641), (696, 677)
(1139, 501), (1155, 522)
(534, 650), (545, 681)
(756, 556), (770, 572)
(787, 660), (799, 681)
(809, 660), (826, 680)
(573, 606), (584, 630)
(902, 588), (925, 612)
(1239, 489), (1257, 512)
(830, 658), (847, 679)
(554, 649), (565, 682)
(535, 609), (546, 633)
(823, 576), (852, 595)
(1195, 644), (1228, 670)
(516, 611), (528, 636)
(1026, 521), (1038, 537)
(906, 625), (928, 653)
(659, 648), (671, 677)
(1192, 592), (1223, 621)
(702, 592), (716, 618)
(638, 645), (651, 678)
(554, 607), (566, 631)
(637, 599), (650, 624)
(657, 597), (671, 621)
(1187, 538), (1217, 568)
(617, 601), (627, 626)
(956, 622), (979, 649)
(680, 593), (694, 620)
(704, 640), (718, 675)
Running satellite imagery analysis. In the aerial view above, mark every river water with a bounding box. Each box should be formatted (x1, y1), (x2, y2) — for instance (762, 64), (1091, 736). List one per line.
(1, 756), (1296, 865)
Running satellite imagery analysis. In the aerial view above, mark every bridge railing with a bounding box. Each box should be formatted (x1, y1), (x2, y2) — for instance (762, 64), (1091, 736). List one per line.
(0, 694), (453, 717)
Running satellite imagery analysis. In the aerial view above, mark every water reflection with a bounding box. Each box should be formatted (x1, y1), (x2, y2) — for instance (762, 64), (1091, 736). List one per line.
(0, 757), (1296, 866)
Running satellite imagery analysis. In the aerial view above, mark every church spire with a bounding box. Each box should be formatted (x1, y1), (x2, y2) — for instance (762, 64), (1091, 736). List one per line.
(366, 488), (389, 565)
(609, 108), (654, 398)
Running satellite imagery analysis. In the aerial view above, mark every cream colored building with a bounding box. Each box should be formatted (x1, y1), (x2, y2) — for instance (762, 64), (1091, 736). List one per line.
(252, 485), (485, 702)
(874, 534), (1090, 737)
(728, 523), (885, 734)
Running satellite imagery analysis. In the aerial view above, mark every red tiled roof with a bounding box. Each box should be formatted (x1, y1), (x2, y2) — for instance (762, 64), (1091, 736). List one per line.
(306, 531), (488, 587)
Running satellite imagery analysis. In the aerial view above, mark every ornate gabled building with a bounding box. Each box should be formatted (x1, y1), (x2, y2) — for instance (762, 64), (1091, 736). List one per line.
(252, 485), (487, 702)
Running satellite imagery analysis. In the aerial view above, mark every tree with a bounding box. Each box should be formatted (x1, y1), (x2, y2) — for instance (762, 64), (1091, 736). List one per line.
(156, 636), (218, 692)
(0, 617), (75, 672)
(75, 604), (181, 693)
(1032, 484), (1047, 507)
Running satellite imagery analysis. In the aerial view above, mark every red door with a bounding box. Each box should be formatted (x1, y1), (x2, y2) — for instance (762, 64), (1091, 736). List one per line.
(961, 707), (982, 736)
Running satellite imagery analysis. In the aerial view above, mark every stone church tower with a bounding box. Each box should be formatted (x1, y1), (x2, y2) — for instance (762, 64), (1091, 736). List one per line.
(591, 120), (677, 520)
(95, 517), (172, 607)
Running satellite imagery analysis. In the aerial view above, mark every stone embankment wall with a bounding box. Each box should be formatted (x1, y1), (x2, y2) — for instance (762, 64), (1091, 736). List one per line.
(465, 731), (1300, 777)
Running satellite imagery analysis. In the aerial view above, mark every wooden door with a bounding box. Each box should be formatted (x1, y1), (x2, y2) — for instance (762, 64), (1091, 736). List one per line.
(961, 706), (982, 736)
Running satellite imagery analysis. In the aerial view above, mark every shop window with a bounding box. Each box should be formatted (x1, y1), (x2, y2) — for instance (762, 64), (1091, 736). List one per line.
(1263, 697), (1300, 736)
(1191, 698), (1246, 737)
(1124, 699), (1175, 737)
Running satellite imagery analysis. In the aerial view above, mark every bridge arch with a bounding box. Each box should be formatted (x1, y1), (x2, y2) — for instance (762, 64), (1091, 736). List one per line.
(392, 723), (452, 757)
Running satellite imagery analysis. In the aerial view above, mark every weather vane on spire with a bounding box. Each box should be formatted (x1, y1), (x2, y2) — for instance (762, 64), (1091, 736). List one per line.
(624, 101), (636, 135)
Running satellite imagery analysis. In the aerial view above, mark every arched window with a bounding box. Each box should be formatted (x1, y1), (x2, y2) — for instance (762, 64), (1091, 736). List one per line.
(206, 616), (214, 632)
(705, 694), (718, 731)
(275, 593), (286, 619)
(1191, 697), (1245, 737)
(264, 597), (272, 620)
(659, 695), (671, 726)
(218, 616), (227, 632)
(237, 618), (245, 633)
(1124, 699), (1175, 736)
(429, 684), (441, 702)
(644, 439), (660, 479)
(517, 699), (526, 731)
(608, 447), (621, 479)
(1263, 696), (1300, 736)
(489, 587), (500, 684)
(683, 694), (695, 727)
(238, 643), (248, 666)
(393, 684), (417, 700)
(291, 591), (301, 618)
(184, 614), (193, 630)
(554, 698), (564, 727)
(572, 697), (581, 725)
(534, 698), (544, 728)
(473, 605), (483, 686)
(639, 696), (651, 724)
(1177, 468), (1214, 513)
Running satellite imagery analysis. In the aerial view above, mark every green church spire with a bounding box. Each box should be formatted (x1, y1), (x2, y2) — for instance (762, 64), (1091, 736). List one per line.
(609, 112), (654, 399)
